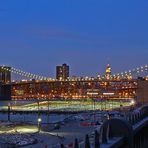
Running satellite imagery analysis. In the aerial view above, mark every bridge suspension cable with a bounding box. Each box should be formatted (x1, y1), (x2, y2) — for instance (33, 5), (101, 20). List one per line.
(1, 65), (54, 81)
(1, 64), (148, 81)
(112, 65), (148, 78)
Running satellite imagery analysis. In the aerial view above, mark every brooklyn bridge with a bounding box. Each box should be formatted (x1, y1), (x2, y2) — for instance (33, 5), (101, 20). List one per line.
(0, 64), (148, 105)
(0, 64), (148, 148)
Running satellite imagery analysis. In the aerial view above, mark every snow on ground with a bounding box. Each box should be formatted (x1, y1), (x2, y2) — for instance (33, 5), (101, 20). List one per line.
(0, 110), (123, 147)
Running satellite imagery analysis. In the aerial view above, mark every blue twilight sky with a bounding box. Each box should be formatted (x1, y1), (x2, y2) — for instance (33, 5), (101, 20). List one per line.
(0, 0), (148, 78)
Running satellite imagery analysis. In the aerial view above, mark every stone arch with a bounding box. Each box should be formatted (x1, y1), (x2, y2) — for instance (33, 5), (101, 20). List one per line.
(100, 118), (133, 148)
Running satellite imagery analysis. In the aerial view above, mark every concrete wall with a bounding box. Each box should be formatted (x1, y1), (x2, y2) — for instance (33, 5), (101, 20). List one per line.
(136, 80), (148, 104)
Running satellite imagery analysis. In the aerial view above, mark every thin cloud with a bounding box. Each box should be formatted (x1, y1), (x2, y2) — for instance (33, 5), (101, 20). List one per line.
(24, 27), (79, 39)
(0, 40), (31, 51)
(23, 26), (112, 45)
(0, 25), (112, 47)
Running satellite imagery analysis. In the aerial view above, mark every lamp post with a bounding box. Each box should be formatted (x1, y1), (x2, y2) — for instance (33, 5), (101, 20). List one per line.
(93, 98), (96, 122)
(37, 98), (40, 120)
(47, 99), (50, 123)
(38, 118), (42, 133)
(8, 103), (11, 121)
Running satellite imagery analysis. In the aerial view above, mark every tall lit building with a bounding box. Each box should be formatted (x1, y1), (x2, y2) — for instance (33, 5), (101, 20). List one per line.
(56, 64), (69, 80)
(106, 64), (111, 80)
(0, 66), (11, 83)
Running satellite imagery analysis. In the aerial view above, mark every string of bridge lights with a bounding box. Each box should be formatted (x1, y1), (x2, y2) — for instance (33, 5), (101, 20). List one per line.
(1, 65), (148, 81)
(1, 65), (53, 81)
(112, 65), (148, 79)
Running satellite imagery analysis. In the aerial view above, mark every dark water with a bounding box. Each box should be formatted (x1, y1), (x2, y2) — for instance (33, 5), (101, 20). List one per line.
(0, 113), (70, 124)
(0, 100), (72, 124)
(0, 100), (36, 106)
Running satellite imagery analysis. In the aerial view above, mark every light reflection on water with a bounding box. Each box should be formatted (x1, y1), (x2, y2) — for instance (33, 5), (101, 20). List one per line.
(0, 100), (72, 124)
(0, 99), (131, 123)
(0, 113), (70, 124)
(0, 100), (36, 106)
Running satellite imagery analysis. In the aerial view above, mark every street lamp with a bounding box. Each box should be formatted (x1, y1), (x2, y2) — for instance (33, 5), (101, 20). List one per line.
(38, 118), (42, 133)
(47, 99), (50, 123)
(37, 97), (40, 121)
(130, 99), (135, 105)
(130, 99), (136, 110)
(8, 103), (11, 121)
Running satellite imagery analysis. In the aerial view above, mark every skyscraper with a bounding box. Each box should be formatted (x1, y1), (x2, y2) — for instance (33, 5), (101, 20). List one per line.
(0, 66), (11, 83)
(106, 64), (111, 80)
(56, 64), (69, 80)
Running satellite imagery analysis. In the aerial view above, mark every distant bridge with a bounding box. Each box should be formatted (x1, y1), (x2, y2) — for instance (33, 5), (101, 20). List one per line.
(0, 65), (148, 100)
(10, 79), (137, 100)
(1, 64), (148, 81)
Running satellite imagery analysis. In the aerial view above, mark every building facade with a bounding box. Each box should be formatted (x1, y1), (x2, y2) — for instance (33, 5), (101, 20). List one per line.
(106, 64), (111, 80)
(136, 79), (148, 104)
(56, 64), (69, 80)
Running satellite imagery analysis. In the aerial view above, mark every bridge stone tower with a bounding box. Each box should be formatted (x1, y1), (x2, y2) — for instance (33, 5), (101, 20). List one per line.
(0, 66), (11, 83)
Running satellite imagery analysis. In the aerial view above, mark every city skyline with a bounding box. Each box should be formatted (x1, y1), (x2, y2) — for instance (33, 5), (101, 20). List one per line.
(0, 0), (148, 77)
(0, 1), (148, 148)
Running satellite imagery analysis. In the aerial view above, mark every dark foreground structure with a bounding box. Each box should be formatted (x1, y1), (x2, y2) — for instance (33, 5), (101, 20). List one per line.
(0, 83), (11, 100)
(61, 105), (148, 148)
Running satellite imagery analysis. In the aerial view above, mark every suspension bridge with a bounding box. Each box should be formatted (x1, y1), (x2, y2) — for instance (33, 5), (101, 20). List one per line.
(0, 64), (148, 81)
(0, 64), (148, 100)
(0, 65), (147, 148)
